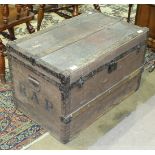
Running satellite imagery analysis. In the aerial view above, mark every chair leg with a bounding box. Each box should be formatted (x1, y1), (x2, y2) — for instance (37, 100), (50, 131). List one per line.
(127, 4), (133, 23)
(8, 27), (16, 40)
(37, 4), (45, 31)
(0, 38), (5, 83)
(72, 5), (79, 17)
(27, 4), (34, 12)
(93, 4), (101, 12)
(26, 22), (35, 33)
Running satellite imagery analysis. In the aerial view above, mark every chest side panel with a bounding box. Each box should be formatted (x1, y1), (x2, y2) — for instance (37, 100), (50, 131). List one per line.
(9, 55), (63, 138)
(69, 69), (142, 139)
(68, 35), (146, 114)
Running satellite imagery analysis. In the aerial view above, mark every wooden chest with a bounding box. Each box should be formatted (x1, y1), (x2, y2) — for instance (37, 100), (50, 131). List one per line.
(7, 12), (148, 143)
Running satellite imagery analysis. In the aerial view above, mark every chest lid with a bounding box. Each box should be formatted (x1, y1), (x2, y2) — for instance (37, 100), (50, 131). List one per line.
(7, 12), (148, 84)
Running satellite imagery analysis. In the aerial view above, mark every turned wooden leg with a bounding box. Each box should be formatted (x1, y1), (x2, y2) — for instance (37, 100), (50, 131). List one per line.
(37, 4), (45, 31)
(24, 6), (35, 33)
(0, 39), (5, 83)
(8, 27), (16, 40)
(2, 4), (9, 24)
(27, 4), (34, 12)
(26, 22), (35, 33)
(72, 5), (79, 17)
(16, 4), (22, 20)
(127, 4), (133, 23)
(93, 4), (101, 12)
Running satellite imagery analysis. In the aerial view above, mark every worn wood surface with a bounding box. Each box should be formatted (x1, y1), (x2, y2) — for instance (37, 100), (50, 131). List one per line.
(7, 12), (148, 143)
(69, 70), (142, 141)
(9, 12), (148, 81)
(69, 45), (146, 113)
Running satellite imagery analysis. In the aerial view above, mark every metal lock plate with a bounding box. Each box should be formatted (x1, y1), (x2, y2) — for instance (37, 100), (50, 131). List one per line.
(108, 60), (117, 73)
(78, 77), (85, 88)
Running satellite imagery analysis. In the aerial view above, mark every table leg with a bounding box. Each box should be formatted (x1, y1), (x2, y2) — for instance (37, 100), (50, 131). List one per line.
(93, 4), (101, 12)
(127, 4), (133, 23)
(8, 27), (16, 40)
(37, 4), (45, 31)
(0, 39), (5, 83)
(72, 5), (79, 16)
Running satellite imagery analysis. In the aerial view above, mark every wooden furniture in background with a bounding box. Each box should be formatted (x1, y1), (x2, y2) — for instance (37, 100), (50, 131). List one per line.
(94, 4), (101, 12)
(135, 4), (155, 51)
(37, 4), (101, 31)
(37, 4), (80, 31)
(128, 4), (155, 51)
(0, 38), (5, 83)
(0, 4), (35, 83)
(127, 4), (133, 23)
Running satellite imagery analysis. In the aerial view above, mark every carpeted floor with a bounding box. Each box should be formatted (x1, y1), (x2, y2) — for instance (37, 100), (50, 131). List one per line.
(0, 4), (154, 150)
(0, 91), (45, 150)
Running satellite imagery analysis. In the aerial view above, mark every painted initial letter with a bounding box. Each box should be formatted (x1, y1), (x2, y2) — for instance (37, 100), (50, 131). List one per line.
(31, 91), (39, 104)
(19, 82), (27, 97)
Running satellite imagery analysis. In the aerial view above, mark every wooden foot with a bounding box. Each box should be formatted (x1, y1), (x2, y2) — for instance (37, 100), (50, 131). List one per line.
(93, 4), (101, 12)
(8, 27), (16, 40)
(0, 39), (6, 83)
(72, 5), (79, 17)
(26, 22), (35, 34)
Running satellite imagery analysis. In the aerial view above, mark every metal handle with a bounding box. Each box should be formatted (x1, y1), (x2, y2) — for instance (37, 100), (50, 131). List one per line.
(28, 76), (40, 92)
